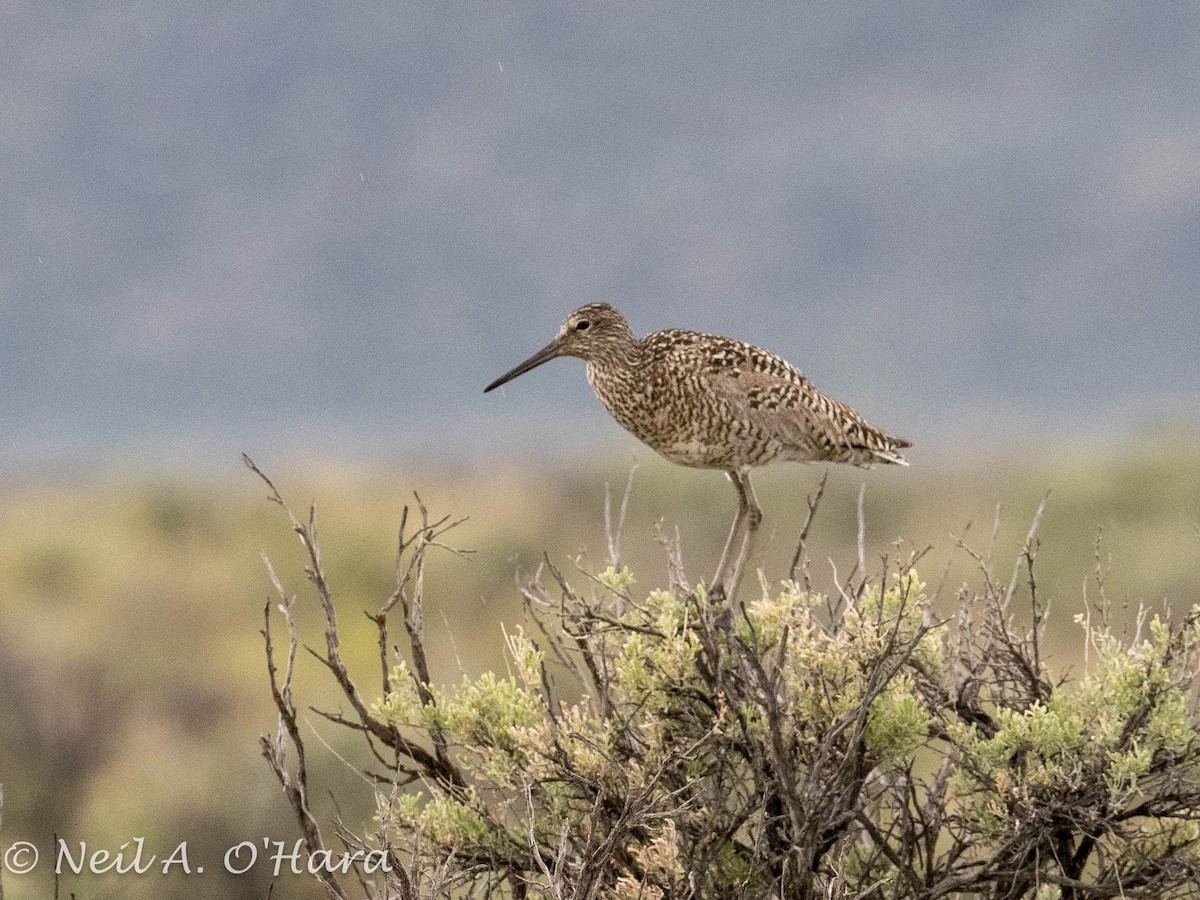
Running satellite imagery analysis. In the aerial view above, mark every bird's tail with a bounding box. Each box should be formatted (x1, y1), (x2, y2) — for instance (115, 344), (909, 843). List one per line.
(873, 448), (910, 467)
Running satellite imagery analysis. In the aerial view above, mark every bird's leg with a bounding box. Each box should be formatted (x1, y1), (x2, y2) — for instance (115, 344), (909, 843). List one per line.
(712, 469), (748, 596)
(726, 470), (762, 598)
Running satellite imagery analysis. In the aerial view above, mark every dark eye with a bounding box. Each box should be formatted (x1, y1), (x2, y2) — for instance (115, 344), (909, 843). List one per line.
(575, 320), (591, 331)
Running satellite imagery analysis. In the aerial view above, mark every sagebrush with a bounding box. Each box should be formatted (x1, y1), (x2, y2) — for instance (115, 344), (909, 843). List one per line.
(246, 457), (1200, 899)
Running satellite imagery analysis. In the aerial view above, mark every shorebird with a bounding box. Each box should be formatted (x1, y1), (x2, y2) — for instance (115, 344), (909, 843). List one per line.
(484, 303), (911, 596)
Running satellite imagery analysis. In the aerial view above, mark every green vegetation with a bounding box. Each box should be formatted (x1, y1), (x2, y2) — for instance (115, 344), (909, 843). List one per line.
(363, 575), (1200, 897)
(0, 439), (1197, 898)
(367, 571), (944, 890)
(251, 444), (1200, 898)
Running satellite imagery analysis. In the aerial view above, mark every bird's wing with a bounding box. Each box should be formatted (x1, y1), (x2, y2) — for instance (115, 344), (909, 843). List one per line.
(708, 365), (859, 454)
(655, 332), (908, 464)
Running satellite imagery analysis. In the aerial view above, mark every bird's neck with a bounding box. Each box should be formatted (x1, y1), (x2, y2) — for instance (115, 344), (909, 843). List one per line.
(584, 336), (644, 402)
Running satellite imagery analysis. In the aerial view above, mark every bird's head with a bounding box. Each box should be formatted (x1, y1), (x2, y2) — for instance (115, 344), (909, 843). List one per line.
(484, 303), (634, 393)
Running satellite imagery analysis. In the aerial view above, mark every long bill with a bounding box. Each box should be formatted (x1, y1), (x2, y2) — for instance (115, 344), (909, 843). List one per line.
(483, 338), (564, 393)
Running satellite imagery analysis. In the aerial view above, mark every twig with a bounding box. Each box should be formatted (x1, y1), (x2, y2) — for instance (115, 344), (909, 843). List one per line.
(787, 470), (828, 588)
(856, 481), (868, 592)
(524, 781), (565, 900)
(245, 455), (465, 791)
(605, 461), (640, 568)
(259, 594), (348, 900)
(1003, 491), (1049, 609)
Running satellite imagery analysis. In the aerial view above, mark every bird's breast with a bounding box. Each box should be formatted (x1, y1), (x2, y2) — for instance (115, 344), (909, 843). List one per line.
(586, 362), (657, 436)
(585, 361), (761, 468)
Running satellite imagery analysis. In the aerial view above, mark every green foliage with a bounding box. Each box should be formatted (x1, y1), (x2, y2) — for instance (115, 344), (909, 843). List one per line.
(244, 456), (1200, 899)
(361, 560), (1200, 898)
(370, 571), (948, 894)
(951, 608), (1200, 858)
(865, 674), (931, 763)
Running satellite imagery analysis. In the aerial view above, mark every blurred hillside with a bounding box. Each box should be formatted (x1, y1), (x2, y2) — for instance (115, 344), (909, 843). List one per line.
(4, 1), (1200, 472)
(0, 441), (1197, 898)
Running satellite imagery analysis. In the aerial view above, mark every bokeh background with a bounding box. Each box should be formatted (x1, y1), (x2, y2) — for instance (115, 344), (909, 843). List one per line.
(2, 2), (1199, 897)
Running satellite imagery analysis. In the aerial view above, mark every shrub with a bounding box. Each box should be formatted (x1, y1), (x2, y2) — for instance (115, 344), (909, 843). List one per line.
(245, 457), (1200, 899)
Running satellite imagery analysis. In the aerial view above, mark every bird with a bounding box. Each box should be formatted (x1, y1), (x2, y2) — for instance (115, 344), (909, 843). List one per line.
(484, 303), (911, 597)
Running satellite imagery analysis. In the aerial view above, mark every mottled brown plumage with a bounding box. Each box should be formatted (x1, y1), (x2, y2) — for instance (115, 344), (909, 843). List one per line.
(484, 303), (911, 595)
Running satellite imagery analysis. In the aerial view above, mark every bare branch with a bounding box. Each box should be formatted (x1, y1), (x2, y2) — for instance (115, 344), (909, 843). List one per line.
(259, 594), (349, 900)
(787, 469), (827, 588)
(604, 461), (639, 568)
(856, 481), (868, 588)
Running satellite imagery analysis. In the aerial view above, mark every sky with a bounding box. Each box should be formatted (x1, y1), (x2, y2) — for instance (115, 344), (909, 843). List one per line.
(4, 1), (1199, 475)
